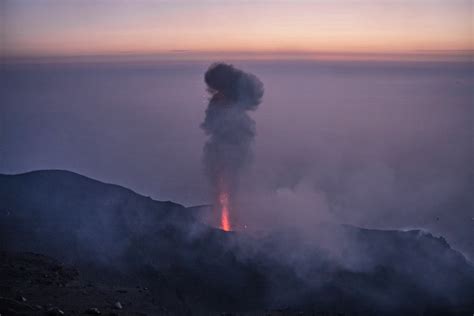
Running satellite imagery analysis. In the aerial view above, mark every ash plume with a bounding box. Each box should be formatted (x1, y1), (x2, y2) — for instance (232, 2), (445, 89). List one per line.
(201, 63), (264, 228)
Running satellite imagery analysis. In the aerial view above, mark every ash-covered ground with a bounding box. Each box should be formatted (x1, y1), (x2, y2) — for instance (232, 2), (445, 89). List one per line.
(1, 170), (473, 315)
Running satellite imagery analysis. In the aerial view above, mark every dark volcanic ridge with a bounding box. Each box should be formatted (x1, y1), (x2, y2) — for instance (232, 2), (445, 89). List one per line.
(1, 170), (473, 315)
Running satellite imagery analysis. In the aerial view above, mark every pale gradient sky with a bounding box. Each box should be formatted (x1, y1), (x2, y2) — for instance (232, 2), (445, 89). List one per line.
(1, 0), (473, 59)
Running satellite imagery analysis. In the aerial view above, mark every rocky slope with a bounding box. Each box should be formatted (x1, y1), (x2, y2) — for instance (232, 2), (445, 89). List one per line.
(1, 170), (473, 315)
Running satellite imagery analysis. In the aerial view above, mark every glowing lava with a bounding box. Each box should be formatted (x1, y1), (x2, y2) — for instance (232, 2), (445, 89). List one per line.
(218, 191), (231, 231)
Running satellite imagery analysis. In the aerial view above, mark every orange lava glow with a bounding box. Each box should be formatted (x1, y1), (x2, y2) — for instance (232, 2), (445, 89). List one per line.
(218, 191), (231, 232)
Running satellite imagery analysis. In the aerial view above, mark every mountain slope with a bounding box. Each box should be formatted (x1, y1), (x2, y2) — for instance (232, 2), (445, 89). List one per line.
(0, 170), (193, 262)
(1, 170), (473, 315)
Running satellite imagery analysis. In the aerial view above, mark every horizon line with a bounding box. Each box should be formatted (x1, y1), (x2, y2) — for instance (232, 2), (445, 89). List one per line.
(2, 49), (473, 64)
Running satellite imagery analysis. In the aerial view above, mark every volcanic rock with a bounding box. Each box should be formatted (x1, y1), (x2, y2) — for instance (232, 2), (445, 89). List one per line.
(85, 307), (101, 314)
(46, 307), (64, 315)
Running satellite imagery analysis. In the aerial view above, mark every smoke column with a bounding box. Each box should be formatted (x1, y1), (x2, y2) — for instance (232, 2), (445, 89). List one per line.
(201, 63), (264, 231)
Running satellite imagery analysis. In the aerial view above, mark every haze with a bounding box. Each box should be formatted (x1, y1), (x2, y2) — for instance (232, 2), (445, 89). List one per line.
(1, 59), (472, 255)
(1, 0), (473, 257)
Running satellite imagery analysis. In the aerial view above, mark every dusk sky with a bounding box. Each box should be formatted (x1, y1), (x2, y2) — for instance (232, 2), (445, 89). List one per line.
(2, 0), (472, 60)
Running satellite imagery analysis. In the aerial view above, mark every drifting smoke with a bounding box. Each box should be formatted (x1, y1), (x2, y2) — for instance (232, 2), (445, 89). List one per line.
(201, 63), (264, 230)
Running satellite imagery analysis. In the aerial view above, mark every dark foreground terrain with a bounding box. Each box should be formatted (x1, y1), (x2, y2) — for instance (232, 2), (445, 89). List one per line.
(1, 170), (473, 315)
(0, 251), (181, 316)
